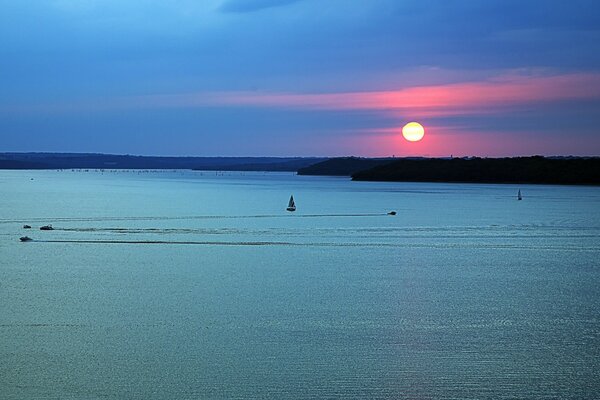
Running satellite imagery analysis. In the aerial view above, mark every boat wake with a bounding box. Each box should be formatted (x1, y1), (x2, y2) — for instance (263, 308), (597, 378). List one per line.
(29, 239), (600, 251)
(0, 213), (389, 224)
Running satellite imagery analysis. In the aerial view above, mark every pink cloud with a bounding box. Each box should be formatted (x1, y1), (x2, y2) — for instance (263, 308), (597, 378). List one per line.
(4, 72), (598, 120)
(137, 72), (600, 119)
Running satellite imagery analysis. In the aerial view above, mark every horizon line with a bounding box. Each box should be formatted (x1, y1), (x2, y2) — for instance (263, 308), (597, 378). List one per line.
(1, 151), (599, 159)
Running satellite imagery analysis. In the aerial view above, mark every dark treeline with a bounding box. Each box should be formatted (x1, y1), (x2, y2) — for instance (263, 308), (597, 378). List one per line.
(192, 159), (324, 172)
(351, 156), (600, 185)
(0, 159), (48, 169)
(3, 153), (599, 185)
(297, 157), (396, 176)
(0, 153), (325, 171)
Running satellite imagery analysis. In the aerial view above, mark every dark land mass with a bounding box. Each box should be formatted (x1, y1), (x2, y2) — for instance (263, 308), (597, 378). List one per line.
(3, 153), (598, 185)
(352, 156), (600, 185)
(0, 153), (325, 171)
(297, 157), (396, 176)
(192, 158), (324, 172)
(0, 159), (49, 169)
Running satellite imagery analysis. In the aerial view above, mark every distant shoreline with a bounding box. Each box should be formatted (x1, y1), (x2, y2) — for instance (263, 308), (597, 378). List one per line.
(2, 153), (599, 185)
(0, 152), (325, 172)
(300, 156), (600, 186)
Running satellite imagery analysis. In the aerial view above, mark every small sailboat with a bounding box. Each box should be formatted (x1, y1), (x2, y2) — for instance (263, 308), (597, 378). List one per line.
(286, 195), (296, 212)
(517, 189), (522, 201)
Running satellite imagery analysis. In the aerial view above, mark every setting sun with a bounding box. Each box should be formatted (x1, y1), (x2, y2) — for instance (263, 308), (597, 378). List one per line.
(402, 122), (425, 142)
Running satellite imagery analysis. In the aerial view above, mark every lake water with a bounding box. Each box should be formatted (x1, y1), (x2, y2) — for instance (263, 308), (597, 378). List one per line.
(1, 170), (599, 399)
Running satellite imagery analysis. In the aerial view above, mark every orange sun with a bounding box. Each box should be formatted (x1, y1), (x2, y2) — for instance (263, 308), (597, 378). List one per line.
(402, 122), (425, 142)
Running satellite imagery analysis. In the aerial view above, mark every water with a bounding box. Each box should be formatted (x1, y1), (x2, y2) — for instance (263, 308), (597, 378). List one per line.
(1, 170), (599, 399)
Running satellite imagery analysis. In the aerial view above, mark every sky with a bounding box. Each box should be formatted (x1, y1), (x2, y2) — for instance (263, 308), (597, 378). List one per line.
(1, 0), (600, 157)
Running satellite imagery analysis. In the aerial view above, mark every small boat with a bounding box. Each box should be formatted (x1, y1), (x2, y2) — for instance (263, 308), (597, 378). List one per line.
(517, 189), (522, 201)
(388, 211), (397, 215)
(20, 236), (32, 242)
(23, 225), (31, 229)
(40, 225), (54, 230)
(286, 195), (296, 212)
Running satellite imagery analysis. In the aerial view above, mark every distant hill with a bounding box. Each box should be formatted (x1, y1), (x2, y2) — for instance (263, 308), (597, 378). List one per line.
(193, 158), (325, 172)
(4, 153), (597, 184)
(0, 153), (325, 171)
(297, 157), (396, 176)
(352, 156), (600, 185)
(0, 159), (49, 169)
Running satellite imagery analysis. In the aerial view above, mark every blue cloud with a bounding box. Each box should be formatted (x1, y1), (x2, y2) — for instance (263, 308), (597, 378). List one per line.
(219, 0), (302, 13)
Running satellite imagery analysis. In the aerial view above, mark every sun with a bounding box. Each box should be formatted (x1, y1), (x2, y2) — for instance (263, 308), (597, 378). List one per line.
(402, 122), (425, 142)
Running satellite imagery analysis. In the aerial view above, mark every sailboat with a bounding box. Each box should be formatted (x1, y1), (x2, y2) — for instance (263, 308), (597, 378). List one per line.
(517, 189), (522, 201)
(286, 195), (296, 212)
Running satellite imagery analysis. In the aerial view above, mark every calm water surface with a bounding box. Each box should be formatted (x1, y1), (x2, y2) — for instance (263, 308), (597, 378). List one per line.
(1, 170), (599, 399)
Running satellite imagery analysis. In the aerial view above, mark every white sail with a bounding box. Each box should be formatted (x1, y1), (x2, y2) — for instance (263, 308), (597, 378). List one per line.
(287, 195), (296, 211)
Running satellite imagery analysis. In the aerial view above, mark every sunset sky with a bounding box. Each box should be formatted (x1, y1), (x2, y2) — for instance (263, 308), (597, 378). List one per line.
(1, 0), (600, 156)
